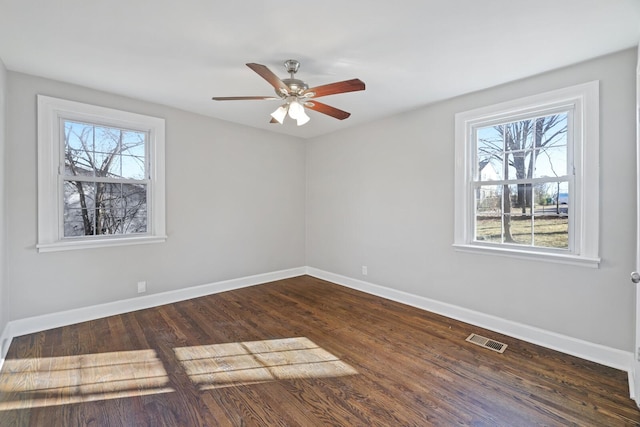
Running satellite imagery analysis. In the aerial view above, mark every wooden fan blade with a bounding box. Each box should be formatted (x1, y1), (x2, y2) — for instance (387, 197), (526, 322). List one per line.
(304, 101), (351, 120)
(246, 63), (290, 95)
(212, 96), (279, 101)
(303, 78), (365, 98)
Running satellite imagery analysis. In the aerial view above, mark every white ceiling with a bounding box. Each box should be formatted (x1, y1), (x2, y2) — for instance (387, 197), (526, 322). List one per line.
(1, 1), (639, 139)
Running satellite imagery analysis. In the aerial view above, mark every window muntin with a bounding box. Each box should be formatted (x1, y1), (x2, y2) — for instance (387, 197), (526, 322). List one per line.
(37, 95), (166, 252)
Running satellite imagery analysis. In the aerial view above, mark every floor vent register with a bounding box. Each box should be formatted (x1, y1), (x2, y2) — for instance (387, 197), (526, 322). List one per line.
(465, 333), (508, 354)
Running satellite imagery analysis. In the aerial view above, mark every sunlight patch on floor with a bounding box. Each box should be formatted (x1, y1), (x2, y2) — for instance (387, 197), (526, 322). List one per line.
(0, 337), (357, 410)
(0, 349), (173, 410)
(173, 337), (358, 390)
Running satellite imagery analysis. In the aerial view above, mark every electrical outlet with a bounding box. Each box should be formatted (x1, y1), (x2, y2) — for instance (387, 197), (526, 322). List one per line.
(362, 266), (368, 276)
(137, 281), (147, 293)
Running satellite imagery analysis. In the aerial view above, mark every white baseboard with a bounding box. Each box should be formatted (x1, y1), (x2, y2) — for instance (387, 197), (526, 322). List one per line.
(0, 322), (11, 372)
(9, 267), (306, 339)
(306, 267), (634, 373)
(4, 266), (634, 386)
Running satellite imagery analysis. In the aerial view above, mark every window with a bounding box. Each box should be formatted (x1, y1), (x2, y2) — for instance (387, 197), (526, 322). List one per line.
(454, 82), (599, 267)
(37, 95), (166, 252)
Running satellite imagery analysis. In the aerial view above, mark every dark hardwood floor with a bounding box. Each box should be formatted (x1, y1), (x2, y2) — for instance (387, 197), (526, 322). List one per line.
(0, 275), (638, 426)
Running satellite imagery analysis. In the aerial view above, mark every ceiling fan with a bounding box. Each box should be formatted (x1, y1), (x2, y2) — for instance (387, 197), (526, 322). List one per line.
(212, 60), (365, 126)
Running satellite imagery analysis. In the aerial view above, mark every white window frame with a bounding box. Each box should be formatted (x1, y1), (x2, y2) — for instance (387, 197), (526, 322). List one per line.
(37, 95), (167, 252)
(453, 81), (600, 268)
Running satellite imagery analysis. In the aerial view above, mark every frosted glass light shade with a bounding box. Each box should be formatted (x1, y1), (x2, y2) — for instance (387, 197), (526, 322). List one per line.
(270, 105), (288, 124)
(287, 100), (304, 119)
(295, 109), (310, 126)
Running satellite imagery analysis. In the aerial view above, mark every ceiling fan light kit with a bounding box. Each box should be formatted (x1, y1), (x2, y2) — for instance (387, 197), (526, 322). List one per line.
(270, 97), (309, 126)
(212, 60), (365, 126)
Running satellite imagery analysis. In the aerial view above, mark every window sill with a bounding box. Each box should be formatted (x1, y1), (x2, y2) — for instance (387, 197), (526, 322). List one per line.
(37, 235), (168, 253)
(452, 243), (600, 268)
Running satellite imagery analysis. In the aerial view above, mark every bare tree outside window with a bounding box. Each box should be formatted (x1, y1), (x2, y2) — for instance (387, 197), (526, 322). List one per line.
(474, 113), (569, 248)
(63, 121), (148, 237)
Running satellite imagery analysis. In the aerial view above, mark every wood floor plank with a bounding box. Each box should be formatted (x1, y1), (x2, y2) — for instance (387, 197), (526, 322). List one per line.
(0, 275), (638, 426)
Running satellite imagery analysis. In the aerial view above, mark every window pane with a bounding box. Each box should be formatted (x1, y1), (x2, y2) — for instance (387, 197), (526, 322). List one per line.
(503, 120), (534, 152)
(477, 126), (503, 150)
(475, 114), (569, 184)
(116, 130), (147, 179)
(106, 155), (122, 178)
(122, 130), (146, 150)
(534, 182), (558, 212)
(504, 160), (517, 180)
(64, 121), (95, 177)
(122, 183), (148, 233)
(94, 126), (119, 154)
(476, 126), (504, 181)
(119, 155), (146, 180)
(477, 157), (503, 181)
(476, 215), (502, 243)
(477, 126), (504, 181)
(63, 180), (147, 237)
(541, 113), (568, 146)
(96, 183), (147, 235)
(475, 185), (502, 243)
(554, 181), (569, 215)
(534, 180), (568, 249)
(506, 183), (532, 215)
(534, 145), (567, 178)
(502, 184), (528, 244)
(508, 213), (532, 245)
(64, 181), (96, 237)
(63, 120), (147, 180)
(125, 214), (148, 234)
(533, 216), (569, 249)
(475, 184), (502, 215)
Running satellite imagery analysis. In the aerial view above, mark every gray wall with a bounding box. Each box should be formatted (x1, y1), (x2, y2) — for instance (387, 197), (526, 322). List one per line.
(0, 59), (7, 337)
(3, 48), (637, 355)
(6, 72), (306, 320)
(306, 48), (637, 352)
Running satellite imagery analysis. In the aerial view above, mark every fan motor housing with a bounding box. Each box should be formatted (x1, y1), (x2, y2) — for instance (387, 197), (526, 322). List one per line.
(281, 78), (308, 95)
